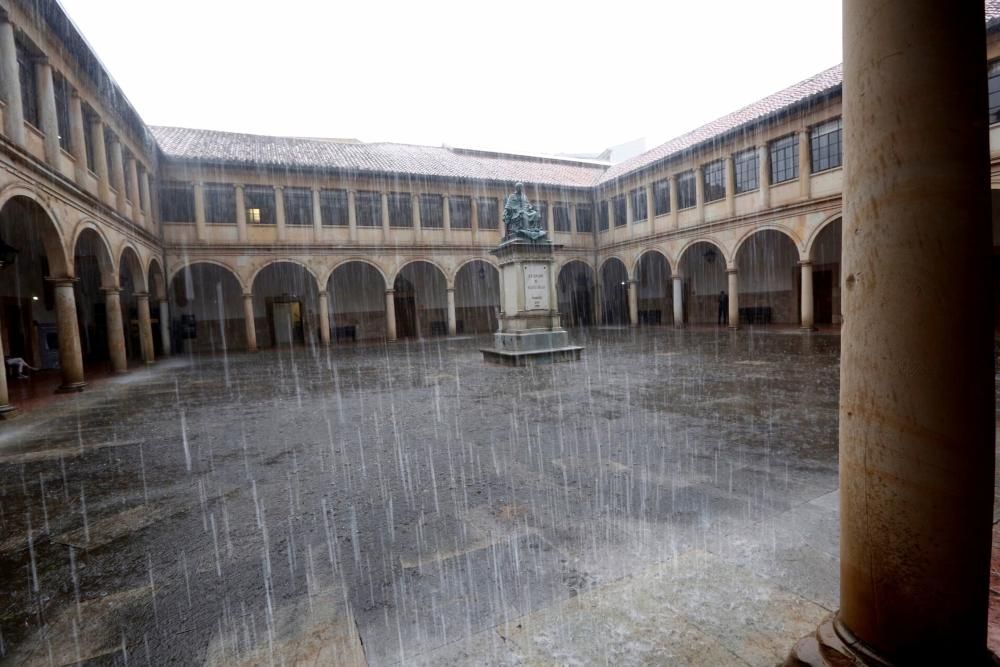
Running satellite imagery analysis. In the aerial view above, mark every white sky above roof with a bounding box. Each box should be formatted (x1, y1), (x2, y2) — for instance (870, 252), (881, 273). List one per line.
(56, 0), (842, 158)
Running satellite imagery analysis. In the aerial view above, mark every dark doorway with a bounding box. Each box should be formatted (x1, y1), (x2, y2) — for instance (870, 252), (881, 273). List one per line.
(394, 277), (417, 339)
(813, 270), (834, 325)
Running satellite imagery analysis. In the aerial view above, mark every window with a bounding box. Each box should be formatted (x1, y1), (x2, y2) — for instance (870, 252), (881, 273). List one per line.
(284, 187), (313, 226)
(734, 149), (759, 194)
(553, 203), (571, 232)
(449, 196), (472, 229)
(103, 128), (115, 177)
(355, 191), (381, 227)
(769, 134), (799, 184)
(810, 119), (843, 173)
(477, 197), (498, 229)
(703, 160), (726, 202)
(534, 201), (548, 230)
(82, 107), (96, 172)
(677, 172), (697, 209)
(420, 194), (443, 228)
(629, 188), (647, 221)
(16, 41), (38, 128)
(159, 183), (195, 222)
(53, 73), (71, 152)
(244, 186), (276, 225)
(320, 189), (348, 226)
(388, 193), (412, 228)
(612, 195), (626, 227)
(990, 61), (1000, 124)
(598, 201), (610, 232)
(204, 184), (236, 223)
(653, 180), (670, 216)
(576, 204), (594, 233)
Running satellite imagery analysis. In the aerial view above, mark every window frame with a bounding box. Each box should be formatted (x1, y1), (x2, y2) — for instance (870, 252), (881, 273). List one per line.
(553, 203), (571, 232)
(204, 183), (236, 224)
(769, 133), (799, 184)
(576, 204), (594, 233)
(676, 171), (697, 210)
(629, 188), (647, 222)
(702, 160), (726, 202)
(283, 187), (313, 226)
(419, 194), (444, 228)
(810, 118), (843, 173)
(476, 197), (499, 230)
(387, 192), (413, 228)
(158, 182), (196, 223)
(244, 185), (277, 225)
(653, 180), (670, 216)
(598, 201), (610, 232)
(319, 189), (349, 226)
(355, 190), (381, 227)
(612, 195), (627, 227)
(733, 149), (759, 194)
(448, 195), (472, 229)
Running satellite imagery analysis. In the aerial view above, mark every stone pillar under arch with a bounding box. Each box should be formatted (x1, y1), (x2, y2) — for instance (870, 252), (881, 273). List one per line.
(799, 261), (815, 331)
(446, 287), (457, 336)
(242, 293), (258, 353)
(102, 287), (128, 373)
(318, 291), (331, 346)
(135, 292), (155, 364)
(0, 313), (15, 418)
(784, 1), (993, 664)
(51, 278), (86, 393)
(627, 279), (638, 327)
(158, 300), (171, 356)
(672, 276), (683, 327)
(726, 268), (738, 329)
(384, 289), (397, 342)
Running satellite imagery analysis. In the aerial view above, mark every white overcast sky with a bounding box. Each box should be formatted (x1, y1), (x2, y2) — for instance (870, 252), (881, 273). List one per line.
(57, 0), (842, 157)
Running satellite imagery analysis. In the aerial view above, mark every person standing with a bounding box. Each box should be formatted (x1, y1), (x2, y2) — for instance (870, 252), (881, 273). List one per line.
(718, 290), (729, 326)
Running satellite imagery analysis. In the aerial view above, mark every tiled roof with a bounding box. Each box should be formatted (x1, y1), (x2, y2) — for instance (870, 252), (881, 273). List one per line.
(151, 126), (608, 189)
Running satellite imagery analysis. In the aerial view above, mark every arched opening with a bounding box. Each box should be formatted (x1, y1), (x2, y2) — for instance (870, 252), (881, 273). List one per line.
(453, 260), (499, 333)
(118, 247), (145, 361)
(147, 260), (167, 356)
(393, 261), (447, 339)
(599, 258), (629, 325)
(677, 241), (727, 324)
(169, 262), (246, 352)
(73, 229), (115, 368)
(251, 262), (320, 349)
(557, 261), (595, 327)
(809, 219), (842, 326)
(327, 261), (387, 342)
(735, 229), (800, 325)
(635, 251), (672, 325)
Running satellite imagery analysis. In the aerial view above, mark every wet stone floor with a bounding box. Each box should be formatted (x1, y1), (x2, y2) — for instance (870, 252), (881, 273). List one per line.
(0, 327), (851, 665)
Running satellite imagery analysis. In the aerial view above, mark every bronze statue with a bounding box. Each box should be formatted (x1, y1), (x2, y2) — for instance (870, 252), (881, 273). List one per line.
(503, 182), (548, 242)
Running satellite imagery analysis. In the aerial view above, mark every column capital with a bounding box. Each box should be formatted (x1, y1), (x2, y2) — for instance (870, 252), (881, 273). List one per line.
(100, 286), (122, 295)
(242, 292), (253, 299)
(46, 276), (78, 287)
(274, 185), (284, 192)
(318, 290), (328, 297)
(385, 289), (395, 296)
(446, 286), (455, 293)
(726, 267), (738, 275)
(134, 291), (150, 300)
(799, 259), (813, 267)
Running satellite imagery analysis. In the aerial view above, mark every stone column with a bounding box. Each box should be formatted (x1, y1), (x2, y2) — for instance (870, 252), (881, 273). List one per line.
(139, 168), (152, 222)
(318, 291), (331, 345)
(384, 289), (397, 342)
(672, 276), (683, 327)
(347, 190), (357, 243)
(274, 186), (286, 241)
(193, 181), (207, 241)
(668, 174), (679, 229)
(102, 287), (128, 373)
(726, 269), (738, 329)
(442, 195), (451, 242)
(799, 261), (815, 331)
(694, 166), (705, 220)
(470, 195), (479, 244)
(798, 130), (811, 200)
(380, 192), (390, 242)
(758, 144), (771, 210)
(242, 293), (258, 352)
(569, 205), (578, 242)
(158, 300), (171, 356)
(135, 292), (154, 364)
(446, 287), (457, 336)
(235, 185), (247, 241)
(52, 279), (85, 392)
(69, 92), (87, 185)
(786, 2), (994, 664)
(725, 156), (736, 218)
(126, 156), (141, 221)
(0, 315), (14, 417)
(35, 58), (60, 166)
(312, 187), (323, 237)
(645, 183), (656, 233)
(0, 14), (24, 147)
(627, 280), (639, 327)
(109, 136), (126, 214)
(90, 118), (110, 202)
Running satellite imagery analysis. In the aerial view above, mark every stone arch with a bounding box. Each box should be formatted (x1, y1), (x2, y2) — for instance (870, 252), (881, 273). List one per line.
(0, 189), (70, 278)
(169, 258), (247, 293)
(327, 260), (391, 341)
(732, 224), (803, 263)
(453, 259), (500, 333)
(631, 248), (672, 281)
(390, 257), (450, 290)
(805, 213), (843, 260)
(251, 260), (322, 348)
(599, 256), (629, 325)
(322, 257), (388, 292)
(147, 257), (166, 301)
(806, 216), (843, 326)
(169, 261), (248, 352)
(734, 228), (802, 325)
(557, 259), (596, 327)
(677, 240), (729, 324)
(392, 260), (449, 338)
(118, 244), (147, 292)
(70, 220), (116, 285)
(249, 257), (320, 294)
(634, 249), (674, 326)
(675, 237), (729, 274)
(453, 256), (499, 283)
(598, 254), (628, 277)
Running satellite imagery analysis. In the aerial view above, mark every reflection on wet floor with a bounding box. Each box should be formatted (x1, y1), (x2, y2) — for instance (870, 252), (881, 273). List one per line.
(0, 327), (850, 665)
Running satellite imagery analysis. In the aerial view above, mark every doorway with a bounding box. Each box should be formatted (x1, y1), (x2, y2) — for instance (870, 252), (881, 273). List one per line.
(269, 298), (303, 346)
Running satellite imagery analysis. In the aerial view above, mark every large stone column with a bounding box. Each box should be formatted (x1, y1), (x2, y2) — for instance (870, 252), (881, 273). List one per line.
(724, 156), (736, 218)
(0, 14), (24, 147)
(798, 130), (812, 200)
(694, 166), (705, 220)
(446, 287), (457, 336)
(347, 190), (358, 243)
(235, 185), (247, 242)
(158, 300), (171, 356)
(139, 169), (152, 222)
(0, 316), (14, 418)
(193, 181), (207, 242)
(35, 58), (60, 166)
(312, 187), (323, 238)
(109, 136), (126, 214)
(242, 293), (258, 352)
(785, 2), (993, 665)
(627, 279), (639, 327)
(135, 293), (154, 364)
(799, 261), (815, 331)
(52, 279), (86, 392)
(90, 118), (110, 202)
(274, 186), (286, 241)
(758, 144), (771, 210)
(126, 156), (141, 221)
(645, 184), (656, 233)
(672, 276), (683, 327)
(69, 92), (88, 185)
(318, 291), (331, 346)
(668, 174), (679, 229)
(102, 287), (128, 373)
(726, 268), (738, 329)
(384, 289), (397, 342)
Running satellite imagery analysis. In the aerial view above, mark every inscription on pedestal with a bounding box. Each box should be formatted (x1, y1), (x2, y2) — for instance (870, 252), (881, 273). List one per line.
(523, 263), (550, 311)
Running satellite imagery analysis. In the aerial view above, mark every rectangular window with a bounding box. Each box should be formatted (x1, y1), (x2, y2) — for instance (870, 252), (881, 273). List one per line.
(810, 118), (843, 173)
(598, 201), (610, 232)
(159, 183), (195, 223)
(388, 192), (412, 228)
(769, 134), (799, 184)
(204, 184), (236, 223)
(284, 187), (313, 226)
(244, 186), (276, 225)
(420, 194), (443, 228)
(449, 196), (472, 229)
(53, 73), (71, 152)
(734, 149), (759, 193)
(82, 107), (95, 172)
(612, 195), (626, 227)
(653, 180), (670, 215)
(16, 41), (39, 128)
(534, 201), (548, 230)
(629, 188), (647, 221)
(990, 61), (1000, 124)
(677, 171), (697, 209)
(553, 203), (571, 232)
(320, 189), (348, 226)
(576, 204), (594, 233)
(355, 191), (381, 227)
(703, 160), (726, 202)
(477, 197), (498, 229)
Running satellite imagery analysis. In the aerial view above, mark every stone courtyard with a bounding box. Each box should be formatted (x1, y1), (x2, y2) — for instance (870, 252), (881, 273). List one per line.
(0, 327), (869, 665)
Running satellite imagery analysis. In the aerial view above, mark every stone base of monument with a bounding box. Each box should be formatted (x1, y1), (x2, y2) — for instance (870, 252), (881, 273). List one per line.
(480, 238), (584, 366)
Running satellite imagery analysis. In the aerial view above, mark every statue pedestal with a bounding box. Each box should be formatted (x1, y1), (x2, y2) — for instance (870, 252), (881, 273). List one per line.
(481, 239), (583, 366)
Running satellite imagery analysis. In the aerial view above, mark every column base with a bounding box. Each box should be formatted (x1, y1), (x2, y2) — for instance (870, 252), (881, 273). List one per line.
(0, 403), (18, 419)
(728, 324), (740, 330)
(800, 325), (818, 333)
(55, 381), (86, 394)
